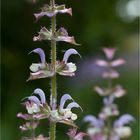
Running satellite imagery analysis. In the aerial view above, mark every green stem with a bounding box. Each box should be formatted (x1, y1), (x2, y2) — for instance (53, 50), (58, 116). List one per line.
(106, 63), (112, 140)
(50, 0), (57, 140)
(31, 119), (36, 140)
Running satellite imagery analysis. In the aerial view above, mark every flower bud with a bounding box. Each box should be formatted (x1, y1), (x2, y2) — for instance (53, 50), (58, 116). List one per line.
(71, 113), (78, 121)
(115, 127), (132, 138)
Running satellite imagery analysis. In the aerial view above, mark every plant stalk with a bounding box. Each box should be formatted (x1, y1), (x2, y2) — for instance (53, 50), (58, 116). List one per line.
(50, 0), (57, 140)
(106, 62), (112, 140)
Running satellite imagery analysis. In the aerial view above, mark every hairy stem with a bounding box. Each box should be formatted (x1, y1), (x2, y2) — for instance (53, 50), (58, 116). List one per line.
(50, 0), (57, 140)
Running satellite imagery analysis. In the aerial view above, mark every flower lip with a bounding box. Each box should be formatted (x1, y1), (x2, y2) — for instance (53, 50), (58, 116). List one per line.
(114, 114), (135, 127)
(84, 115), (104, 128)
(33, 88), (46, 104)
(29, 48), (46, 64)
(66, 102), (83, 112)
(28, 96), (41, 105)
(59, 94), (73, 113)
(63, 48), (81, 64)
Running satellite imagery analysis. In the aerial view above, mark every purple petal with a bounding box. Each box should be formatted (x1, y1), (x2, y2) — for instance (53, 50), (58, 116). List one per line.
(34, 12), (56, 20)
(17, 113), (31, 120)
(34, 5), (72, 20)
(111, 59), (126, 67)
(103, 95), (114, 105)
(27, 70), (54, 81)
(63, 49), (81, 64)
(102, 69), (119, 79)
(33, 88), (46, 104)
(74, 132), (88, 140)
(66, 102), (83, 111)
(102, 48), (116, 60)
(28, 96), (40, 105)
(58, 27), (68, 36)
(94, 86), (104, 95)
(29, 48), (46, 64)
(59, 94), (73, 112)
(114, 85), (126, 98)
(56, 28), (80, 45)
(67, 128), (77, 138)
(84, 115), (104, 128)
(96, 60), (108, 67)
(57, 36), (79, 45)
(59, 8), (72, 16)
(114, 114), (135, 127)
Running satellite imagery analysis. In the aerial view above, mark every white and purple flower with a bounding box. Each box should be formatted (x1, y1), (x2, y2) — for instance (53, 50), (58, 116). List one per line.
(27, 48), (81, 80)
(96, 48), (125, 79)
(110, 114), (135, 140)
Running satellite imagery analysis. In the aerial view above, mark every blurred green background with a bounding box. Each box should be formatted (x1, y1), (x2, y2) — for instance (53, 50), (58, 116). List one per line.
(1, 0), (139, 139)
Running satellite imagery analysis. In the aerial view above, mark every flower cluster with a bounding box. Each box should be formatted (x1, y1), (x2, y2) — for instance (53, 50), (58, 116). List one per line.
(84, 48), (134, 140)
(84, 114), (134, 140)
(17, 88), (82, 139)
(27, 48), (80, 81)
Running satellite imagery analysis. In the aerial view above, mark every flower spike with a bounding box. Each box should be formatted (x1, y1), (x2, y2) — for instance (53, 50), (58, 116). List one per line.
(63, 48), (81, 64)
(33, 88), (46, 104)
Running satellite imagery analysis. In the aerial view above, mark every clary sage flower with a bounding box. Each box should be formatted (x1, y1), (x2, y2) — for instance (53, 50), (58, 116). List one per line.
(27, 48), (81, 81)
(84, 114), (134, 140)
(19, 88), (82, 127)
(33, 27), (79, 45)
(99, 96), (119, 120)
(96, 48), (125, 79)
(50, 94), (82, 127)
(34, 4), (72, 20)
(111, 114), (135, 139)
(84, 115), (106, 140)
(94, 85), (126, 97)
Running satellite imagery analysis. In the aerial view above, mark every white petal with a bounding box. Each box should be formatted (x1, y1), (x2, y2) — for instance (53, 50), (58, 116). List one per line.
(63, 49), (81, 64)
(29, 63), (42, 72)
(114, 127), (132, 138)
(33, 88), (46, 104)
